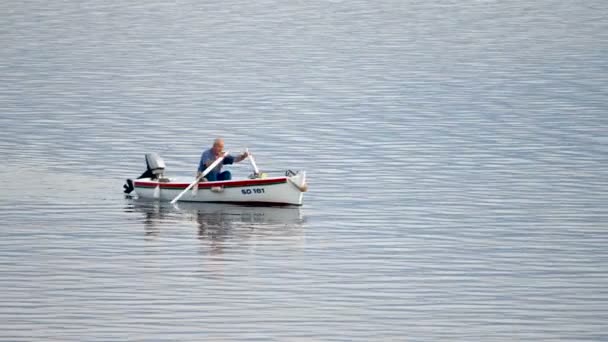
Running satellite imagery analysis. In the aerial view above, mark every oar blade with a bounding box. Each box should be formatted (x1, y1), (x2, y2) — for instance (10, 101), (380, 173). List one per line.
(153, 184), (160, 199)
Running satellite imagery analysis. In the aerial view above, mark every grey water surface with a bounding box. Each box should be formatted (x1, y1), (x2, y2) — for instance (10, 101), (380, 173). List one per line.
(1, 0), (607, 340)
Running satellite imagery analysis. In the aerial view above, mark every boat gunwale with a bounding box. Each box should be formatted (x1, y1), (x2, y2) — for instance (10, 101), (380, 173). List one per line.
(134, 176), (289, 190)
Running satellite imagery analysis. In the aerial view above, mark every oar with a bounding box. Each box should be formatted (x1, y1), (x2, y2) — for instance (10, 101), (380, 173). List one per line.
(246, 148), (260, 175)
(170, 151), (228, 204)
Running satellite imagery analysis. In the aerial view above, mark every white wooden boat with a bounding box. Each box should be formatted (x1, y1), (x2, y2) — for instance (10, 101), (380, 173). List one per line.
(124, 153), (307, 206)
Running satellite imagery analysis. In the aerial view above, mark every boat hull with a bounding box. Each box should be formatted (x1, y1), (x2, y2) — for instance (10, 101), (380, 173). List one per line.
(133, 173), (306, 206)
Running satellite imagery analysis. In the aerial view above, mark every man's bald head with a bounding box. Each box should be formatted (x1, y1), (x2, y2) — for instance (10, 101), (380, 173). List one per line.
(212, 138), (224, 155)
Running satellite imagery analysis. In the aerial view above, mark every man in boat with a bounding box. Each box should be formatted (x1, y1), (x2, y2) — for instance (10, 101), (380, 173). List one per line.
(197, 138), (249, 181)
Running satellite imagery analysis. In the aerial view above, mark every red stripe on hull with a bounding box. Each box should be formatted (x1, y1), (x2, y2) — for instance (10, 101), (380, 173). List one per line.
(134, 177), (288, 190)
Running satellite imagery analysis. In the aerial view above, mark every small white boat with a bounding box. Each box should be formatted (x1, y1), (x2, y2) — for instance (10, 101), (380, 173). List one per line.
(124, 153), (308, 206)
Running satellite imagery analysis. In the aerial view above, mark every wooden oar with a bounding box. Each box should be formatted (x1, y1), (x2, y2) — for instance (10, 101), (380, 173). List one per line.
(246, 148), (260, 175)
(153, 184), (160, 199)
(170, 151), (228, 204)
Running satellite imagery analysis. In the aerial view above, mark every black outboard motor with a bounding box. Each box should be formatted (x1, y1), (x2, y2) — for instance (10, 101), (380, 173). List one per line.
(124, 153), (167, 194)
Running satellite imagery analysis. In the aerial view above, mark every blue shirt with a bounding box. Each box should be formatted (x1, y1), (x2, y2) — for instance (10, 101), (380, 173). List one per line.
(197, 148), (235, 176)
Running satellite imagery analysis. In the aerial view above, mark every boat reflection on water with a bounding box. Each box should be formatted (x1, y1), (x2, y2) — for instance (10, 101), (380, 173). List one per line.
(126, 199), (306, 246)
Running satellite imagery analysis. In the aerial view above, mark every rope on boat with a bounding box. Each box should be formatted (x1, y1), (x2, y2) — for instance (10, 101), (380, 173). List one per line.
(287, 178), (308, 192)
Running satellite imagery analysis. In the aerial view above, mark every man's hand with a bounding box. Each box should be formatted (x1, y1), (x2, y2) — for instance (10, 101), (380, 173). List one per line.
(195, 172), (208, 182)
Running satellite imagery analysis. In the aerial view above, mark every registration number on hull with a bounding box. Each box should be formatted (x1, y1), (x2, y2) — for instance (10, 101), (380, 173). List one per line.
(241, 188), (265, 195)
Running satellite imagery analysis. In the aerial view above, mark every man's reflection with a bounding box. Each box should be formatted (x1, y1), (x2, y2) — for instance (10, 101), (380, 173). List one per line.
(196, 210), (233, 255)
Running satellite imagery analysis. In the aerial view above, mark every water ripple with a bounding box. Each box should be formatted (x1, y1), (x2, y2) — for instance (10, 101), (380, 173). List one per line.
(1, 0), (608, 340)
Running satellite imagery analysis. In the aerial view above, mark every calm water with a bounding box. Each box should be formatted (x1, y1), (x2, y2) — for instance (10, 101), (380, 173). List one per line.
(1, 0), (607, 340)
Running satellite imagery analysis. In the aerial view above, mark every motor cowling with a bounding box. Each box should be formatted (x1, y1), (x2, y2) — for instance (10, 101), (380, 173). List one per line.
(145, 152), (166, 179)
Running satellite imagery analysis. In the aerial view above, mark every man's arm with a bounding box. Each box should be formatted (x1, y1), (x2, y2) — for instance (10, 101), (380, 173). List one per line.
(197, 150), (213, 178)
(197, 152), (206, 173)
(233, 151), (250, 163)
(221, 151), (248, 165)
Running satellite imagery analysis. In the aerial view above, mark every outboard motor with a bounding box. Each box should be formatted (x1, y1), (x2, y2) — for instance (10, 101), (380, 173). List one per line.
(123, 153), (167, 194)
(143, 153), (166, 180)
